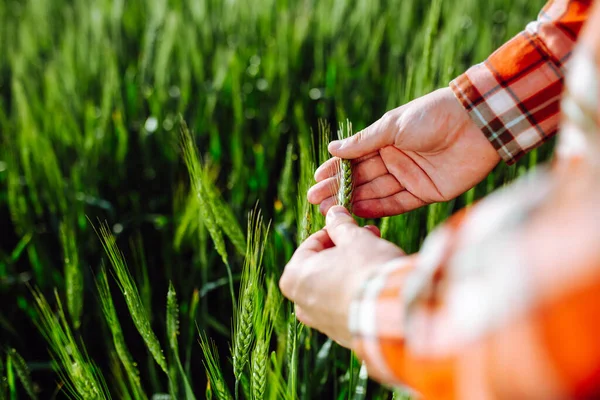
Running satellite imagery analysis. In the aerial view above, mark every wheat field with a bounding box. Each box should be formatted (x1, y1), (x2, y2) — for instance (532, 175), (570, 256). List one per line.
(0, 0), (547, 398)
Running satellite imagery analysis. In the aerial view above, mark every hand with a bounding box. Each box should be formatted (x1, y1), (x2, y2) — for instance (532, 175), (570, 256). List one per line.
(279, 206), (405, 347)
(307, 87), (501, 218)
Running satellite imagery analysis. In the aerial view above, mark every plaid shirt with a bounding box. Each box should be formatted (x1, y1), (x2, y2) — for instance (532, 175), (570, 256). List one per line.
(451, 0), (590, 164)
(350, 1), (600, 398)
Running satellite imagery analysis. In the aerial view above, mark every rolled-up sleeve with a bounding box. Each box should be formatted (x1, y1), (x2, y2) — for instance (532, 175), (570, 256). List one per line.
(450, 0), (591, 164)
(350, 170), (600, 399)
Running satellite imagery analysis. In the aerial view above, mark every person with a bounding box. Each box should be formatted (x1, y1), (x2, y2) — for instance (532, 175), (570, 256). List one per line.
(279, 0), (600, 398)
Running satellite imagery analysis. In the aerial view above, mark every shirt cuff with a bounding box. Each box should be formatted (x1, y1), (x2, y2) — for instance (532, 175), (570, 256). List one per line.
(450, 32), (563, 165)
(348, 257), (415, 385)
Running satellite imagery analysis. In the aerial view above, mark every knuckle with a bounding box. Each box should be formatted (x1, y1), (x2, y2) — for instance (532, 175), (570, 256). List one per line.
(380, 111), (400, 136)
(355, 129), (368, 143)
(328, 218), (348, 234)
(330, 221), (355, 239)
(295, 306), (309, 325)
(380, 111), (394, 129)
(279, 271), (292, 297)
(319, 201), (329, 216)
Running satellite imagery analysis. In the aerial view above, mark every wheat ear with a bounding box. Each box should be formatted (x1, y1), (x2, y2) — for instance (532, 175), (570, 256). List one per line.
(334, 120), (354, 213)
(8, 348), (37, 400)
(95, 267), (145, 399)
(94, 222), (168, 374)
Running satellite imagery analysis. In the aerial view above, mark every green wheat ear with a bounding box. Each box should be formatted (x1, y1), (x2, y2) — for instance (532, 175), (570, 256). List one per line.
(166, 282), (196, 400)
(199, 334), (232, 400)
(31, 288), (107, 399)
(8, 348), (37, 400)
(336, 120), (354, 213)
(232, 207), (270, 398)
(59, 221), (83, 330)
(251, 309), (273, 400)
(95, 267), (146, 400)
(179, 119), (236, 306)
(93, 221), (168, 375)
(179, 119), (229, 266)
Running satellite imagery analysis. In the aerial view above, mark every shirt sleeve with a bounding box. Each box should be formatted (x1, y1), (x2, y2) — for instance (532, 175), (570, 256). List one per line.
(450, 0), (591, 164)
(349, 169), (600, 399)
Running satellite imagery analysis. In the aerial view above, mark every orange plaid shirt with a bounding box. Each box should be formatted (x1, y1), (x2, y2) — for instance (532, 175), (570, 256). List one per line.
(350, 1), (600, 398)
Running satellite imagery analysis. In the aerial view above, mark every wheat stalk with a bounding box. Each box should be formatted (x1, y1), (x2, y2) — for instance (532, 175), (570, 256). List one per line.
(285, 311), (298, 396)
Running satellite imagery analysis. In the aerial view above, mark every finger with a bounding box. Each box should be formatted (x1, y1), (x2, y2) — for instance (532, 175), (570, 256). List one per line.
(353, 174), (404, 202)
(325, 206), (373, 246)
(314, 157), (340, 182)
(352, 155), (389, 186)
(294, 305), (314, 327)
(379, 146), (441, 202)
(352, 191), (427, 219)
(353, 151), (380, 164)
(317, 152), (383, 183)
(328, 114), (396, 159)
(307, 176), (339, 205)
(310, 156), (389, 205)
(319, 196), (337, 215)
(282, 230), (334, 295)
(295, 229), (334, 256)
(364, 225), (381, 237)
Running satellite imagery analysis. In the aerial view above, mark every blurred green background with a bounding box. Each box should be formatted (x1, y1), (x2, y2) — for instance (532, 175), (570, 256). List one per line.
(0, 0), (548, 398)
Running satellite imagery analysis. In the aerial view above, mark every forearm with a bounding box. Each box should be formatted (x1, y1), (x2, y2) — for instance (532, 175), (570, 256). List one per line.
(350, 169), (600, 398)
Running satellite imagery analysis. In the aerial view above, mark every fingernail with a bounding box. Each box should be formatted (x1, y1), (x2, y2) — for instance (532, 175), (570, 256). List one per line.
(326, 206), (349, 224)
(328, 140), (343, 152)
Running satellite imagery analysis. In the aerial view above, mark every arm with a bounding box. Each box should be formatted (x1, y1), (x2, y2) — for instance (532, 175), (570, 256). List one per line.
(350, 169), (600, 399)
(352, 4), (600, 396)
(451, 0), (591, 164)
(308, 1), (591, 219)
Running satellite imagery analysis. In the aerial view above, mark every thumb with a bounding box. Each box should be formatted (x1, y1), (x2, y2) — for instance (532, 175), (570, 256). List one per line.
(325, 206), (371, 246)
(328, 115), (395, 159)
